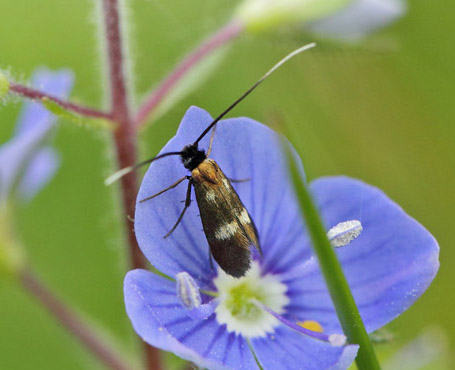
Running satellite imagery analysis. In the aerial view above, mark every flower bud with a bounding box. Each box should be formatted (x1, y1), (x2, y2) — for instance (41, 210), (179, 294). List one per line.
(235, 0), (351, 33)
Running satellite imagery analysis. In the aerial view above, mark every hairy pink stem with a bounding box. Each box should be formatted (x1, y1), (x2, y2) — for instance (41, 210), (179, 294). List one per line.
(21, 269), (131, 370)
(101, 1), (162, 369)
(134, 20), (244, 127)
(102, 0), (144, 277)
(9, 82), (112, 120)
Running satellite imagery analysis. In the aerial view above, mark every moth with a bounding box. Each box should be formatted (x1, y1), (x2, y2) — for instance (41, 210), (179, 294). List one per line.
(107, 43), (316, 277)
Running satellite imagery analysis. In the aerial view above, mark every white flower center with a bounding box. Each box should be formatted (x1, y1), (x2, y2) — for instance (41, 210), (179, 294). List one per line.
(213, 262), (289, 338)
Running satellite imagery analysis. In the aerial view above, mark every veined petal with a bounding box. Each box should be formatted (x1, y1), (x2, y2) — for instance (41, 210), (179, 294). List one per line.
(208, 115), (308, 277)
(251, 326), (358, 370)
(135, 106), (309, 285)
(124, 269), (259, 370)
(282, 176), (439, 333)
(135, 107), (219, 287)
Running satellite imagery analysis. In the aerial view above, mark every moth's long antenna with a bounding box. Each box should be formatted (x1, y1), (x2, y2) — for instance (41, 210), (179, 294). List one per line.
(106, 43), (316, 185)
(194, 42), (316, 146)
(105, 151), (182, 185)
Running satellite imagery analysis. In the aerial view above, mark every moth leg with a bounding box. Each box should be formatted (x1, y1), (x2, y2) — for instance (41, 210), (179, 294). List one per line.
(164, 179), (193, 239)
(140, 176), (190, 203)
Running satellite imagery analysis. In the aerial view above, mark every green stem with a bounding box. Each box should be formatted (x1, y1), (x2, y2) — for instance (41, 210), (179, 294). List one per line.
(287, 154), (380, 370)
(21, 269), (131, 370)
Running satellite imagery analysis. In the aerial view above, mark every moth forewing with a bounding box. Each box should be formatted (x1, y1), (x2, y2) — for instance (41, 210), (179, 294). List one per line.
(192, 159), (260, 277)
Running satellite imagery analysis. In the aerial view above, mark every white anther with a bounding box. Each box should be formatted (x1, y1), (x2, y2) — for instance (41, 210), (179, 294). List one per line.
(176, 272), (201, 309)
(327, 220), (363, 248)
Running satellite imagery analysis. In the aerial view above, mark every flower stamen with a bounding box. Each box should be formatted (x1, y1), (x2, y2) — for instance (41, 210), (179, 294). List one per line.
(253, 300), (347, 347)
(175, 271), (218, 320)
(176, 271), (201, 309)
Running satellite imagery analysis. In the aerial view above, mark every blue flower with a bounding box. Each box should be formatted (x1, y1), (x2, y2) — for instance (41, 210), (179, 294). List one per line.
(125, 106), (439, 369)
(0, 68), (74, 206)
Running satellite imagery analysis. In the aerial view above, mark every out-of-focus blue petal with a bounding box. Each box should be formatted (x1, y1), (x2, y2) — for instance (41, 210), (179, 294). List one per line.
(282, 176), (439, 333)
(15, 68), (74, 136)
(0, 68), (74, 204)
(135, 106), (308, 286)
(0, 126), (54, 204)
(124, 269), (259, 370)
(17, 147), (60, 202)
(251, 326), (358, 370)
(308, 0), (406, 40)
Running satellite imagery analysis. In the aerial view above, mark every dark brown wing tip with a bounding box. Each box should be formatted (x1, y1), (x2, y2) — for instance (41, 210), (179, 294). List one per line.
(214, 245), (252, 278)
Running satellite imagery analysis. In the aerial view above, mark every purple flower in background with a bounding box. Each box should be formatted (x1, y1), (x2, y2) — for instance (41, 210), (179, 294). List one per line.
(0, 68), (74, 206)
(235, 0), (406, 40)
(125, 107), (439, 369)
(308, 0), (406, 40)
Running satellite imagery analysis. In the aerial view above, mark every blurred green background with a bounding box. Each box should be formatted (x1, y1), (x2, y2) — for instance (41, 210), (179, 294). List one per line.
(0, 0), (453, 369)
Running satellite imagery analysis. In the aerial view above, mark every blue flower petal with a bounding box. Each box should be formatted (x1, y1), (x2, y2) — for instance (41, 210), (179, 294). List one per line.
(187, 299), (218, 320)
(251, 326), (358, 370)
(0, 127), (57, 204)
(282, 176), (439, 333)
(135, 106), (309, 284)
(124, 269), (259, 370)
(308, 0), (406, 40)
(0, 68), (73, 204)
(135, 107), (219, 287)
(17, 147), (60, 202)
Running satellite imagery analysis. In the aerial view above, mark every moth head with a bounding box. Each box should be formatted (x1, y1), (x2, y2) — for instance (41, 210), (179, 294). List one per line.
(180, 144), (206, 171)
